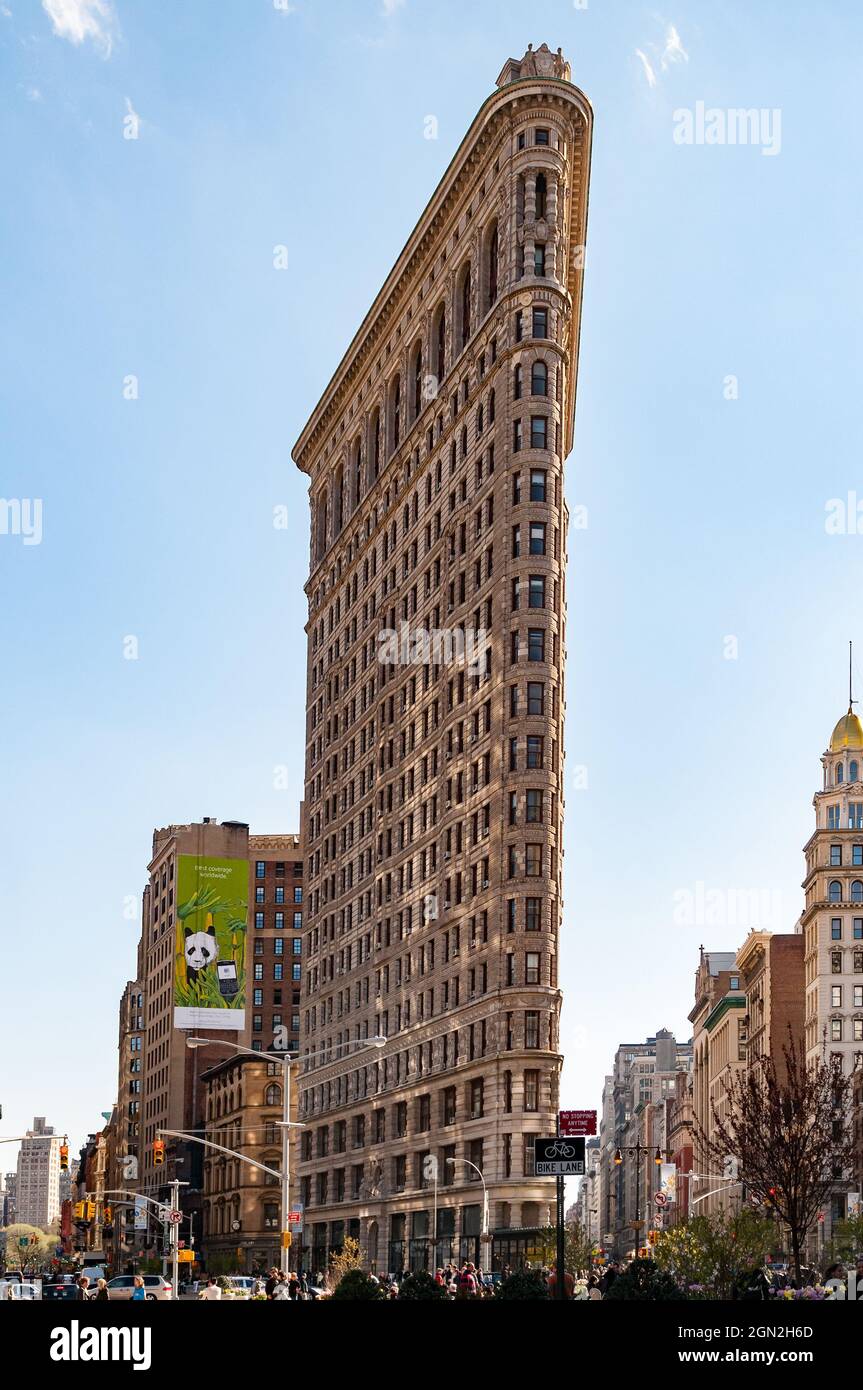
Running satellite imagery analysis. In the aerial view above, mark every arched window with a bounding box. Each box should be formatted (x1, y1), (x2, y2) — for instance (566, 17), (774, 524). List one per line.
(838, 764), (845, 784)
(531, 360), (548, 395)
(460, 264), (471, 349)
(353, 438), (363, 511)
(265, 1083), (282, 1106)
(488, 222), (499, 307)
(435, 305), (446, 382)
(852, 880), (863, 903)
(412, 342), (423, 420)
(488, 388), (495, 423)
(316, 486), (329, 561)
(852, 761), (859, 783)
(829, 880), (843, 904)
(372, 410), (381, 480)
(536, 172), (547, 219)
(391, 375), (401, 453)
(476, 403), (484, 435)
(334, 464), (344, 536)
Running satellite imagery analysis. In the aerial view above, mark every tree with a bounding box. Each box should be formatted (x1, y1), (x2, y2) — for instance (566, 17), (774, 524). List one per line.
(494, 1268), (549, 1300)
(327, 1236), (364, 1291)
(603, 1257), (687, 1301)
(2, 1224), (53, 1275)
(696, 1032), (856, 1284)
(824, 1212), (863, 1264)
(653, 1210), (774, 1298)
(329, 1268), (385, 1301)
(534, 1218), (594, 1273)
(397, 1270), (448, 1300)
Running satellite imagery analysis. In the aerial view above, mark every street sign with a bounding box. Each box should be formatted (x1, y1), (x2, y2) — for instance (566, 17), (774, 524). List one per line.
(177, 1248), (194, 1263)
(534, 1136), (585, 1176)
(654, 1191), (668, 1208)
(287, 1209), (303, 1224)
(558, 1110), (597, 1137)
(167, 1210), (182, 1225)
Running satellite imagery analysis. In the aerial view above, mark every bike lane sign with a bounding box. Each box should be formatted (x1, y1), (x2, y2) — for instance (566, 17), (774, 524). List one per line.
(534, 1136), (586, 1176)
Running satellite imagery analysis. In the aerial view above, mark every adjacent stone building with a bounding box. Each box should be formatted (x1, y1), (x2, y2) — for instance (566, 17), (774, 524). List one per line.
(801, 705), (863, 1240)
(292, 44), (593, 1272)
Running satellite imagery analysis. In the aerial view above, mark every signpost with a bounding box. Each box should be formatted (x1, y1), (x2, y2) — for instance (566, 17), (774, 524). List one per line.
(536, 1136), (586, 1304)
(534, 1137), (586, 1176)
(558, 1110), (597, 1138)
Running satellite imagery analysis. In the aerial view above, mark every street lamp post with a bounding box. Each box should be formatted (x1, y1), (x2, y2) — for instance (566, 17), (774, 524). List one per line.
(446, 1157), (489, 1268)
(613, 1141), (662, 1258)
(184, 1034), (386, 1276)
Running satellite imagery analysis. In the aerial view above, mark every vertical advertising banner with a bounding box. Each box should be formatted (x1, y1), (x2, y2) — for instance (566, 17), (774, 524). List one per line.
(173, 855), (247, 1031)
(659, 1163), (677, 1205)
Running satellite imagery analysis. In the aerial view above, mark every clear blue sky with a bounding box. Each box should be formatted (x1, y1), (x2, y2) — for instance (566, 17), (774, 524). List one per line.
(2, 0), (862, 1170)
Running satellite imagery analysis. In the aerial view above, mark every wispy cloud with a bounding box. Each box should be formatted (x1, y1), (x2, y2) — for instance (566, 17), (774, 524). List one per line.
(25, 85), (43, 101)
(41, 0), (117, 58)
(382, 0), (405, 15)
(661, 24), (688, 71)
(635, 49), (656, 88)
(635, 21), (688, 87)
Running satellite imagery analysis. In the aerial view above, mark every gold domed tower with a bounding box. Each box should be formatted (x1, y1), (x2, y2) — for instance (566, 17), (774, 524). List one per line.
(801, 652), (863, 1075)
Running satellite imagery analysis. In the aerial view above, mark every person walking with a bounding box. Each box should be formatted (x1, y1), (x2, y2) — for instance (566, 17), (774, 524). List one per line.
(198, 1277), (222, 1301)
(456, 1262), (478, 1300)
(264, 1267), (280, 1300)
(93, 1278), (110, 1301)
(130, 1276), (147, 1302)
(76, 1276), (91, 1301)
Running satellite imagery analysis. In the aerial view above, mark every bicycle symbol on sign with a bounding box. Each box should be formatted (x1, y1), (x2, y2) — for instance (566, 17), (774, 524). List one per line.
(544, 1140), (578, 1159)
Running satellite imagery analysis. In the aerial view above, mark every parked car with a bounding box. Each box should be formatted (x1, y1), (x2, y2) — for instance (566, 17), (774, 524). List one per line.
(105, 1274), (173, 1301)
(1, 1279), (40, 1300)
(224, 1276), (254, 1299)
(42, 1276), (81, 1302)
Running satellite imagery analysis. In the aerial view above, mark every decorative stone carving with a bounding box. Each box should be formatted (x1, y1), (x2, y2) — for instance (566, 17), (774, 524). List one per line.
(497, 43), (571, 87)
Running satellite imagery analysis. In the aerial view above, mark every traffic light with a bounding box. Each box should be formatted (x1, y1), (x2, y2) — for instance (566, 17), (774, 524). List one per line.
(153, 1138), (165, 1167)
(59, 1143), (69, 1172)
(103, 1205), (112, 1223)
(86, 1199), (96, 1221)
(764, 1187), (778, 1212)
(73, 1201), (85, 1221)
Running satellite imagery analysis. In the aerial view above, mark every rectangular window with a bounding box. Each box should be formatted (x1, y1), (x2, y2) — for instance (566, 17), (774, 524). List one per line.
(255, 911), (264, 930)
(534, 244), (546, 277)
(525, 845), (542, 876)
(535, 128), (550, 145)
(528, 576), (545, 608)
(855, 845), (863, 866)
(832, 985), (843, 1008)
(527, 682), (544, 715)
(525, 951), (540, 984)
(526, 789), (543, 823)
(526, 736), (544, 769)
(527, 629), (545, 662)
(525, 1010), (540, 1047)
(255, 861), (265, 879)
(854, 918), (863, 940)
(532, 308), (548, 339)
(530, 416), (547, 450)
(275, 912), (284, 930)
(275, 885), (285, 903)
(530, 469), (547, 502)
(255, 886), (265, 904)
(524, 1069), (540, 1110)
(831, 845), (842, 866)
(526, 897), (541, 931)
(513, 419), (523, 452)
(529, 522), (546, 555)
